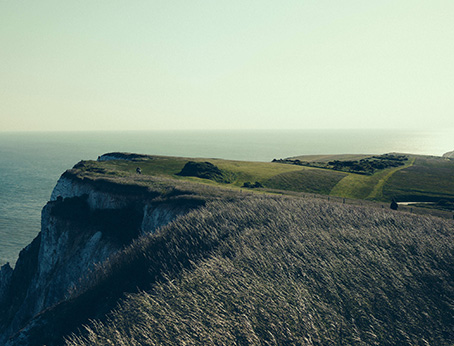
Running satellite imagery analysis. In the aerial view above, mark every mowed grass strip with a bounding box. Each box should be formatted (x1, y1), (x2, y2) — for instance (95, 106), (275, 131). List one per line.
(212, 159), (305, 186)
(367, 157), (415, 200)
(330, 158), (414, 200)
(383, 156), (454, 201)
(264, 167), (347, 194)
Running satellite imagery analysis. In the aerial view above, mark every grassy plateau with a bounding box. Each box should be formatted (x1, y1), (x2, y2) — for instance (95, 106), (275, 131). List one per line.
(76, 152), (454, 215)
(12, 152), (453, 345)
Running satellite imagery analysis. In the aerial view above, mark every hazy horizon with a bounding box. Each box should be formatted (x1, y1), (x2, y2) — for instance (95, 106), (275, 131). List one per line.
(1, 1), (453, 132)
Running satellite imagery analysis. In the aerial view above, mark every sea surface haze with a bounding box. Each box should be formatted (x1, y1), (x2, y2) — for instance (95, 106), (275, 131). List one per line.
(0, 129), (453, 266)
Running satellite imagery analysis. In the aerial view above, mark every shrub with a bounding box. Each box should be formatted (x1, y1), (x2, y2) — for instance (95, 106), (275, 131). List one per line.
(177, 161), (232, 183)
(390, 199), (398, 210)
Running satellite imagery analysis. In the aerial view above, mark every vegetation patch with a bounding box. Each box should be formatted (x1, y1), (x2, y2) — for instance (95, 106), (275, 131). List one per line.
(330, 157), (415, 201)
(383, 156), (454, 202)
(242, 181), (263, 189)
(176, 161), (234, 183)
(265, 168), (347, 194)
(273, 154), (408, 175)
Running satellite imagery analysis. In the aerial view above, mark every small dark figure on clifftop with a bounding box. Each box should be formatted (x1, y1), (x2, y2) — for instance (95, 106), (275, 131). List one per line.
(136, 167), (142, 174)
(390, 199), (398, 210)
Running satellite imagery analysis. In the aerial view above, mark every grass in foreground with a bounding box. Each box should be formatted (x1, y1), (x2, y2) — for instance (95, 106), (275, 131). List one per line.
(65, 196), (454, 346)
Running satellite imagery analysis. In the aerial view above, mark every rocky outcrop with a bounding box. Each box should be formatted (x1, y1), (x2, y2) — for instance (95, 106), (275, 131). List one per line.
(0, 171), (201, 345)
(97, 152), (151, 162)
(443, 150), (454, 158)
(0, 264), (13, 305)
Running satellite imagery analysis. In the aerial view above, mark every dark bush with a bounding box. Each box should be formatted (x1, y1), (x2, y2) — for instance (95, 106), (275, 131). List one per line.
(177, 161), (229, 183)
(242, 181), (263, 188)
(390, 199), (399, 210)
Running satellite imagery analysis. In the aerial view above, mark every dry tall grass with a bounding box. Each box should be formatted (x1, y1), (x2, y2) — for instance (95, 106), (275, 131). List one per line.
(66, 196), (454, 345)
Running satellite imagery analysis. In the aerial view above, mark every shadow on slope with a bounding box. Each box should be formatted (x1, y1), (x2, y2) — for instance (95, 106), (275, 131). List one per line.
(264, 168), (347, 194)
(10, 196), (454, 346)
(67, 198), (454, 345)
(176, 161), (236, 183)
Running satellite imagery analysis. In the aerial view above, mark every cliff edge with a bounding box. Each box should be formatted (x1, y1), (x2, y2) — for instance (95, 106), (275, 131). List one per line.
(0, 158), (207, 345)
(1, 153), (454, 346)
(443, 150), (454, 158)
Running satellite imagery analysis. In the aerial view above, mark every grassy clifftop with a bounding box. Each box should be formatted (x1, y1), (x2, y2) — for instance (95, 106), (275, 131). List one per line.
(12, 153), (453, 345)
(64, 195), (454, 345)
(69, 152), (454, 214)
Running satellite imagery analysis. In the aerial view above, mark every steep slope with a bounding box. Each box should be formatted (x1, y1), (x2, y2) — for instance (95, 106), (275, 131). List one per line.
(65, 197), (453, 345)
(383, 155), (454, 202)
(0, 165), (206, 345)
(7, 195), (452, 346)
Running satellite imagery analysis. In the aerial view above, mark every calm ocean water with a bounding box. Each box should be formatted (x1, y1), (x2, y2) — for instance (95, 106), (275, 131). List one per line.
(1, 129), (453, 266)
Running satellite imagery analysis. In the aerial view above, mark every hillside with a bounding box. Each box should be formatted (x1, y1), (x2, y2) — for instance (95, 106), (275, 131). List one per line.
(60, 197), (452, 345)
(1, 153), (454, 345)
(71, 152), (454, 215)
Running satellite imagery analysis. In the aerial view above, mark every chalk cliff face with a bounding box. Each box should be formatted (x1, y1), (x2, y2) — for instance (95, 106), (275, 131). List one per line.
(0, 264), (13, 305)
(443, 150), (454, 158)
(0, 171), (199, 345)
(96, 152), (150, 162)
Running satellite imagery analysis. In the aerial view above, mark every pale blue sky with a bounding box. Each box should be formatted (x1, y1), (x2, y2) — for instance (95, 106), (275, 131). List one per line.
(1, 1), (453, 131)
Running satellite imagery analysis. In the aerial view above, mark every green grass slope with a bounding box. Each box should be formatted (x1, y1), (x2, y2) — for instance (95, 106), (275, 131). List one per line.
(383, 155), (454, 202)
(81, 155), (305, 187)
(74, 152), (454, 214)
(64, 195), (454, 346)
(282, 153), (454, 205)
(265, 167), (347, 194)
(75, 154), (348, 195)
(330, 157), (415, 200)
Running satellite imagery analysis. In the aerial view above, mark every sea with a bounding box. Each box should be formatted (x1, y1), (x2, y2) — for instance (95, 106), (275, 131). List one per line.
(1, 129), (453, 267)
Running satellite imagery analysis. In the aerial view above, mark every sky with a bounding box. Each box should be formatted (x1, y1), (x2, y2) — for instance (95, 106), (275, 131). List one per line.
(1, 1), (453, 131)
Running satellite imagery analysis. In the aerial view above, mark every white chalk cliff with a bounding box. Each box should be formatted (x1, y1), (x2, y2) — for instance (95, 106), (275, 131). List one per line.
(442, 150), (454, 158)
(0, 169), (199, 345)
